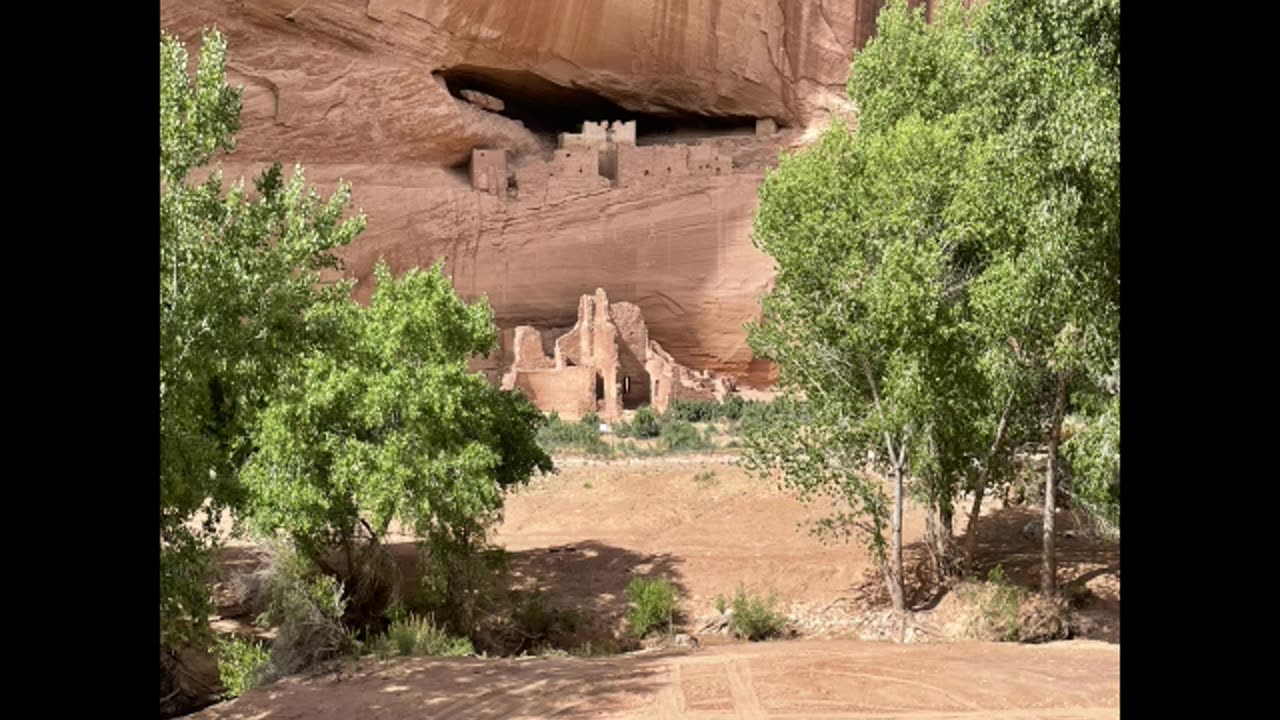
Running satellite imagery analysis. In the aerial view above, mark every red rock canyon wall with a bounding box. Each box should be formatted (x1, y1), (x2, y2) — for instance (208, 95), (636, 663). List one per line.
(160, 0), (904, 384)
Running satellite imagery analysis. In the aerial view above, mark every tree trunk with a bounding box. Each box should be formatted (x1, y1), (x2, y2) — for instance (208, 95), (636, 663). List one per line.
(891, 462), (905, 613)
(964, 394), (1014, 572)
(1042, 373), (1069, 595)
(933, 504), (956, 580)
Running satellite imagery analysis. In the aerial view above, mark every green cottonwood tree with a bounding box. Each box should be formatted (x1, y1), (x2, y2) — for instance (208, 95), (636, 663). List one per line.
(746, 114), (984, 612)
(160, 28), (365, 647)
(746, 0), (1119, 608)
(958, 0), (1120, 593)
(240, 261), (552, 629)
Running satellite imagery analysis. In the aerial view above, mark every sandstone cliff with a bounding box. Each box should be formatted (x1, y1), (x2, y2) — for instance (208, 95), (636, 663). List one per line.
(160, 0), (909, 383)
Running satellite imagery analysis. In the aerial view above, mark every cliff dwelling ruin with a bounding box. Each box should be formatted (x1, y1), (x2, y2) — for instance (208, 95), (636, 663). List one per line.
(464, 114), (768, 202)
(494, 289), (733, 421)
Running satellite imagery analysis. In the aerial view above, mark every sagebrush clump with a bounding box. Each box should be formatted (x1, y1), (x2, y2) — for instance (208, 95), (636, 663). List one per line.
(956, 565), (1029, 642)
(729, 586), (787, 641)
(537, 413), (612, 456)
(626, 578), (679, 638)
(367, 613), (474, 659)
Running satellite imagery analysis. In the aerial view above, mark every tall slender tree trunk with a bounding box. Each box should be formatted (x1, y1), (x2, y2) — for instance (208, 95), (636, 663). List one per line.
(1042, 373), (1069, 595)
(964, 393), (1015, 572)
(936, 504), (956, 578)
(891, 462), (905, 613)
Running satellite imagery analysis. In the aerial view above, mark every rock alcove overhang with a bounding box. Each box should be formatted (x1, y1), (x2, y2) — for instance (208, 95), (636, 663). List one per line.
(435, 64), (773, 145)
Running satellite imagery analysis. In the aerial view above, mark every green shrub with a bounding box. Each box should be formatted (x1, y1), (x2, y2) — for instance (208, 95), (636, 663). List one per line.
(214, 635), (270, 699)
(956, 565), (1029, 642)
(630, 407), (661, 438)
(254, 543), (356, 680)
(370, 613), (473, 658)
(693, 470), (718, 487)
(658, 418), (713, 453)
(667, 396), (747, 423)
(729, 586), (786, 641)
(667, 399), (719, 423)
(733, 399), (784, 436)
(626, 578), (679, 638)
(537, 413), (612, 456)
(720, 394), (746, 421)
(714, 594), (728, 614)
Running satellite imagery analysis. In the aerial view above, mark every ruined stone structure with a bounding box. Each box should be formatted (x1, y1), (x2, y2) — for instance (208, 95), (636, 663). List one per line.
(559, 120), (636, 151)
(500, 289), (732, 421)
(482, 119), (736, 198)
(469, 148), (507, 195)
(756, 118), (777, 136)
(513, 147), (611, 202)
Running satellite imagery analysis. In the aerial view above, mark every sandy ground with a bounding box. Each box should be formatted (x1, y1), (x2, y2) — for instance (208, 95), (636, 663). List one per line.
(191, 638), (1119, 719)
(488, 461), (1118, 637)
(195, 458), (1120, 718)
(492, 461), (924, 623)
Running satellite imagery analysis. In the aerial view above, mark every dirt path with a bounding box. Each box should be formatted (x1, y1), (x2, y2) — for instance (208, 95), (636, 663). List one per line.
(191, 638), (1119, 719)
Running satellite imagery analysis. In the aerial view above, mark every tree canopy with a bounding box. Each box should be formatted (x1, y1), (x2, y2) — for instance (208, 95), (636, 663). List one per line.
(745, 0), (1119, 605)
(161, 28), (365, 646)
(160, 29), (550, 649)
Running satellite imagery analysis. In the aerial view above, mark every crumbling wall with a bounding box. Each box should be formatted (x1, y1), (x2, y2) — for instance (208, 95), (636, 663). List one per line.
(512, 326), (555, 370)
(608, 120), (636, 146)
(590, 289), (622, 419)
(559, 121), (609, 150)
(559, 120), (635, 150)
(609, 301), (651, 408)
(554, 293), (595, 369)
(514, 149), (609, 203)
(646, 339), (734, 413)
(615, 144), (732, 187)
(495, 288), (730, 419)
(509, 366), (597, 420)
(615, 144), (686, 186)
(470, 149), (508, 194)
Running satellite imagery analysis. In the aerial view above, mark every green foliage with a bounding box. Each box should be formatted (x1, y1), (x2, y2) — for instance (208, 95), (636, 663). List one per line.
(1064, 363), (1120, 537)
(729, 586), (787, 641)
(625, 578), (679, 638)
(214, 635), (270, 699)
(255, 543), (356, 679)
(957, 565), (1029, 641)
(714, 594), (728, 615)
(732, 399), (786, 437)
(537, 413), (612, 456)
(160, 28), (366, 648)
(744, 0), (1119, 596)
(370, 613), (474, 659)
(658, 417), (714, 453)
(666, 399), (719, 423)
(666, 396), (745, 423)
(693, 470), (718, 488)
(628, 407), (662, 438)
(240, 260), (552, 610)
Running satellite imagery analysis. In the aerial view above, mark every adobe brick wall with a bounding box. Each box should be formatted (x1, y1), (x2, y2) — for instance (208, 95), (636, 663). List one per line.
(496, 289), (731, 419)
(511, 366), (597, 420)
(616, 144), (732, 187)
(512, 326), (555, 370)
(609, 301), (651, 408)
